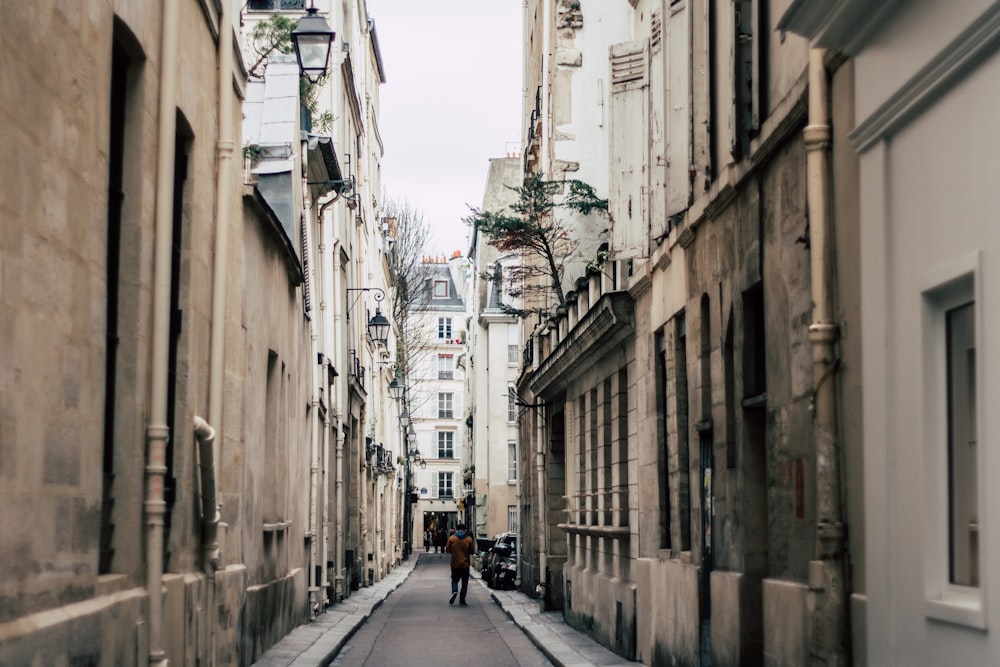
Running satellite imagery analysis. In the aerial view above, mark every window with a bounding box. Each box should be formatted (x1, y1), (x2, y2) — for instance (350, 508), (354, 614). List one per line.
(508, 440), (518, 482)
(508, 344), (520, 365)
(655, 331), (672, 550)
(437, 431), (454, 459)
(507, 384), (517, 422)
(437, 317), (453, 341)
(434, 280), (449, 298)
(438, 472), (454, 498)
(922, 254), (984, 629)
(508, 505), (519, 534)
(438, 392), (453, 419)
(507, 325), (520, 365)
(946, 300), (977, 587)
(437, 354), (454, 380)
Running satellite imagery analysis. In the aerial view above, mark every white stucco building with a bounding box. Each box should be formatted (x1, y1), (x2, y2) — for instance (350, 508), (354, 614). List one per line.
(467, 157), (525, 541)
(408, 255), (468, 542)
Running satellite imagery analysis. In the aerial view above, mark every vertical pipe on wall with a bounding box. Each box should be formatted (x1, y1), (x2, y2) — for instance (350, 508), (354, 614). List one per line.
(147, 1), (180, 664)
(804, 47), (847, 666)
(204, 6), (236, 662)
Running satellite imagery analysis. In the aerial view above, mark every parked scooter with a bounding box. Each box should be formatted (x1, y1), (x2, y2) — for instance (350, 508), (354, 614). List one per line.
(494, 549), (517, 590)
(488, 541), (516, 590)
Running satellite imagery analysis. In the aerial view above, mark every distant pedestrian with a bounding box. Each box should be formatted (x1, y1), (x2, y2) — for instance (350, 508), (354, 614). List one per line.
(435, 529), (446, 553)
(424, 530), (431, 552)
(445, 523), (476, 606)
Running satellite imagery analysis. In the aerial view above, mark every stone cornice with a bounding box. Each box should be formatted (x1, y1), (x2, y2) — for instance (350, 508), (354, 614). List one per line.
(528, 291), (634, 396)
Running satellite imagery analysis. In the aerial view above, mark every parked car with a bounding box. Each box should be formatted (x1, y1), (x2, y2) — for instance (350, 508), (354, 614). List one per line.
(481, 533), (516, 588)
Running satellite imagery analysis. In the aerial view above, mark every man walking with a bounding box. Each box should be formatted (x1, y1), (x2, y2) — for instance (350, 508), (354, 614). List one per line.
(445, 523), (475, 605)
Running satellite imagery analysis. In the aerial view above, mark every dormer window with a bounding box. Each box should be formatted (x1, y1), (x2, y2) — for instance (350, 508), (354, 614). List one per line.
(433, 280), (449, 298)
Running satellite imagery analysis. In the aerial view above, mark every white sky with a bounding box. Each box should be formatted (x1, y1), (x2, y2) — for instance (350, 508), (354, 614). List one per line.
(367, 0), (523, 257)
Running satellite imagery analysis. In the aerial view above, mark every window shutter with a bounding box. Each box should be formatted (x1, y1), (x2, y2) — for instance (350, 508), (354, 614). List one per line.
(301, 215), (313, 314)
(649, 10), (668, 241)
(666, 1), (691, 217)
(609, 40), (650, 260)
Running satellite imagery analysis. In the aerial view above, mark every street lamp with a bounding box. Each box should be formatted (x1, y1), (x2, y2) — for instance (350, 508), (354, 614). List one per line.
(398, 409), (410, 429)
(291, 3), (335, 84)
(367, 308), (390, 346)
(388, 375), (404, 401)
(345, 287), (390, 347)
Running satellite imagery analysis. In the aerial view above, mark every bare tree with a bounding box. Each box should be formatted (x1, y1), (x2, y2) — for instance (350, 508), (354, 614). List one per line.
(383, 196), (435, 416)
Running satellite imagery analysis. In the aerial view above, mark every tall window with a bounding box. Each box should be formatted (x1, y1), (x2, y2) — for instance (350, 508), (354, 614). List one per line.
(437, 317), (453, 341)
(438, 354), (454, 380)
(946, 300), (977, 586)
(438, 392), (454, 418)
(508, 440), (518, 482)
(433, 279), (449, 298)
(437, 431), (454, 459)
(655, 331), (672, 550)
(507, 383), (517, 422)
(438, 472), (454, 498)
(508, 505), (519, 533)
(508, 325), (520, 365)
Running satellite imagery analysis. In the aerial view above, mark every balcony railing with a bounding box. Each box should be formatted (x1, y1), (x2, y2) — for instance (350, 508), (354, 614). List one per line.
(438, 371), (454, 380)
(248, 0), (305, 10)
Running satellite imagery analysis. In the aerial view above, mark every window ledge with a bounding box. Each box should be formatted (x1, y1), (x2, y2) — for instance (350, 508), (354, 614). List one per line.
(925, 590), (987, 630)
(263, 521), (291, 533)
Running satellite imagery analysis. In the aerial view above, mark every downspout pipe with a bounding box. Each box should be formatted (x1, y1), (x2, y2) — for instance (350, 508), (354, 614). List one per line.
(194, 417), (222, 572)
(147, 0), (180, 664)
(804, 48), (847, 666)
(202, 7), (235, 665)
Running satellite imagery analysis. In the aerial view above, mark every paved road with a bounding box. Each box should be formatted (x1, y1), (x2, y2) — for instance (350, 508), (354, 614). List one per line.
(330, 553), (550, 667)
(252, 552), (635, 667)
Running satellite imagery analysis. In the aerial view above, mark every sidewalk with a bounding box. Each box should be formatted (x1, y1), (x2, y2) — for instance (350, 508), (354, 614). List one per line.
(251, 555), (636, 667)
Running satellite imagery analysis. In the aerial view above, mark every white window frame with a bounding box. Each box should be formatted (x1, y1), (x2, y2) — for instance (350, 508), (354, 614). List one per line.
(437, 431), (455, 459)
(438, 354), (455, 380)
(508, 505), (519, 534)
(438, 317), (453, 341)
(438, 392), (454, 419)
(921, 250), (986, 629)
(508, 439), (518, 483)
(507, 383), (517, 422)
(438, 472), (454, 499)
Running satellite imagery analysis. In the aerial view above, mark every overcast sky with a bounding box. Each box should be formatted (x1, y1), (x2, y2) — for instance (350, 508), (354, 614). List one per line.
(367, 1), (523, 256)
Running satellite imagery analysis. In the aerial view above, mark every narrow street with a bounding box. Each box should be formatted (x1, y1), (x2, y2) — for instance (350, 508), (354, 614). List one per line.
(330, 553), (549, 667)
(252, 553), (635, 667)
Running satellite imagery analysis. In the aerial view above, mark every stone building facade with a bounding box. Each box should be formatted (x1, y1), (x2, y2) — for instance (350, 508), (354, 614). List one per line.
(512, 1), (864, 665)
(0, 1), (402, 665)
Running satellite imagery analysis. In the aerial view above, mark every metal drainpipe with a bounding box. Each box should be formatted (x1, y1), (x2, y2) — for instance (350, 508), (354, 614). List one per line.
(804, 48), (847, 666)
(535, 396), (547, 608)
(203, 6), (236, 664)
(318, 195), (339, 605)
(194, 417), (222, 572)
(147, 0), (180, 663)
(333, 205), (346, 600)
